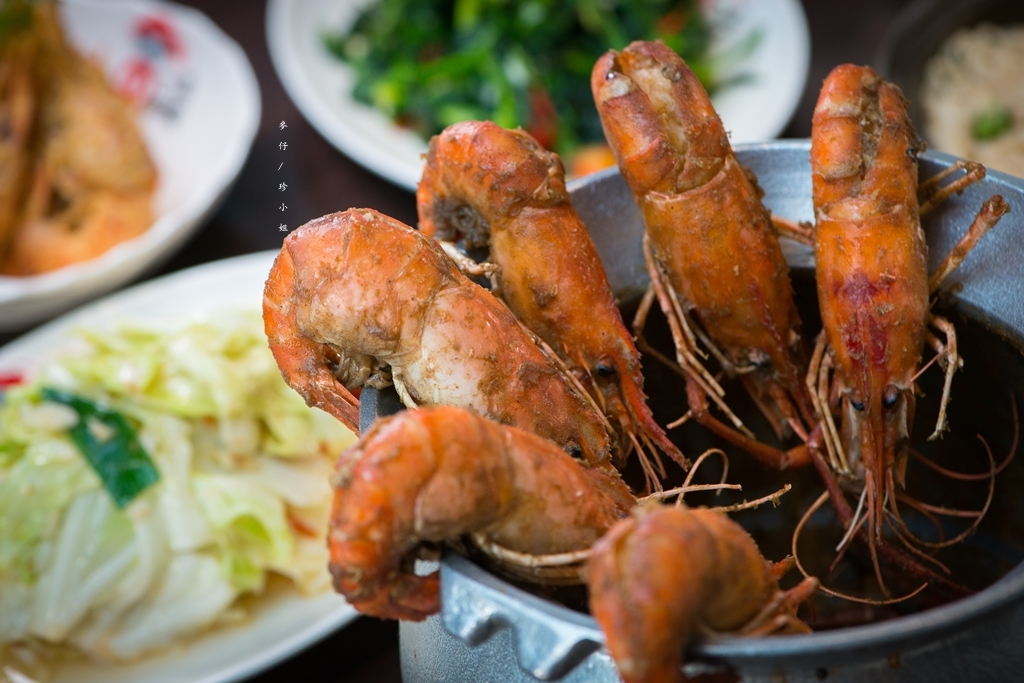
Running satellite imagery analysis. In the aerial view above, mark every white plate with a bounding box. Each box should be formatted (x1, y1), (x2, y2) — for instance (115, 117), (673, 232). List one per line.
(0, 251), (360, 683)
(0, 0), (261, 332)
(266, 0), (810, 191)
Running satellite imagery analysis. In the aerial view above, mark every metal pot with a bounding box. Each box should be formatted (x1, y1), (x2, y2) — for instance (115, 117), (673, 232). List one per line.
(360, 141), (1024, 682)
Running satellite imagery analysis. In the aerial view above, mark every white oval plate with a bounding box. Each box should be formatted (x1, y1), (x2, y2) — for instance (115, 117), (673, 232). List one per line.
(0, 251), (359, 683)
(266, 0), (810, 191)
(0, 0), (261, 332)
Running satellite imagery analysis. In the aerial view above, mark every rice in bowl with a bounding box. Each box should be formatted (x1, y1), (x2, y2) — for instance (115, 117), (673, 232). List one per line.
(920, 23), (1024, 179)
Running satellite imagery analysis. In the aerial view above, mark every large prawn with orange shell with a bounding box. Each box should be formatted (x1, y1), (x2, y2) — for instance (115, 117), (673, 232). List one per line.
(804, 63), (1010, 596)
(262, 207), (618, 470)
(327, 405), (635, 620)
(417, 120), (687, 480)
(591, 40), (816, 470)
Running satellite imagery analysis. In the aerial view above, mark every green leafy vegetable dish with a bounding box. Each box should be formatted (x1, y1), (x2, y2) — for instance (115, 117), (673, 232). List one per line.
(0, 313), (354, 670)
(323, 0), (719, 159)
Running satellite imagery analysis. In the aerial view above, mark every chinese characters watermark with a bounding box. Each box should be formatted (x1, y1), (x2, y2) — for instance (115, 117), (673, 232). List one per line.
(277, 122), (289, 232)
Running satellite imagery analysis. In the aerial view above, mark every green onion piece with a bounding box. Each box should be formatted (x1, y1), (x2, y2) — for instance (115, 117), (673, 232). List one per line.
(972, 106), (1013, 140)
(41, 387), (160, 509)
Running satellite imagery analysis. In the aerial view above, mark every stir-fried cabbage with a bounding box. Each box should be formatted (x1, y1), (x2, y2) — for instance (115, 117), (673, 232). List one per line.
(0, 312), (355, 663)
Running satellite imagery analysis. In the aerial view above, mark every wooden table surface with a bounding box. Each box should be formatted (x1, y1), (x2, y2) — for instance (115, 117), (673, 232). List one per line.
(0, 0), (917, 679)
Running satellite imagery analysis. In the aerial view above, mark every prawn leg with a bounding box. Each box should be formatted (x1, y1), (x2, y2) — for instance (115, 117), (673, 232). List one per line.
(435, 239), (499, 283)
(771, 215), (815, 247)
(739, 577), (819, 636)
(928, 195), (1009, 292)
(642, 236), (812, 469)
(918, 161), (986, 216)
(682, 375), (810, 470)
(921, 195), (1008, 439)
(924, 315), (961, 440)
(806, 330), (849, 474)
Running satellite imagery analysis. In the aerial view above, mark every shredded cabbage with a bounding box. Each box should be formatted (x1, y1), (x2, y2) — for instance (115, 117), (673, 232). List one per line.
(0, 312), (355, 663)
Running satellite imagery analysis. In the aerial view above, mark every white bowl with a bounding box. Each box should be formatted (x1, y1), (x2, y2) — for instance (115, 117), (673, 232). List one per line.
(0, 0), (261, 331)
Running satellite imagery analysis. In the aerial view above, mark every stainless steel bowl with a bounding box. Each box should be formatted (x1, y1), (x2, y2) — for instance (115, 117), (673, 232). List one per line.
(360, 140), (1024, 682)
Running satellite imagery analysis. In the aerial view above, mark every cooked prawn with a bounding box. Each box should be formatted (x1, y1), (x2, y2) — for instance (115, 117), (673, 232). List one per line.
(586, 504), (816, 683)
(591, 40), (815, 470)
(417, 120), (687, 475)
(263, 208), (618, 469)
(808, 63), (1008, 593)
(328, 405), (634, 620)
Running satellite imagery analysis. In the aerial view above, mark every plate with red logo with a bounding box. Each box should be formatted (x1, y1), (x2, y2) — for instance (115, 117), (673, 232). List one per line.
(0, 0), (261, 331)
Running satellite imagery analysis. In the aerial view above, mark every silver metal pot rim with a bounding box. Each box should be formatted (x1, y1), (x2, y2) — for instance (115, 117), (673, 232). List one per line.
(445, 552), (1024, 663)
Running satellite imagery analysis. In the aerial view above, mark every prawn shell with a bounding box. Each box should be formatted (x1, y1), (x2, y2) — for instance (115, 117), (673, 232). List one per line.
(811, 64), (919, 212)
(810, 63), (936, 541)
(813, 207), (929, 400)
(644, 155), (800, 371)
(592, 42), (800, 371)
(592, 41), (729, 196)
(264, 209), (616, 468)
(419, 122), (628, 370)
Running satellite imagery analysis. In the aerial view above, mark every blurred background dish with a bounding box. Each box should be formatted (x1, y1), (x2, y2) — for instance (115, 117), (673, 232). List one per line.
(876, 0), (1024, 177)
(0, 251), (359, 683)
(0, 0), (260, 331)
(265, 0), (810, 191)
